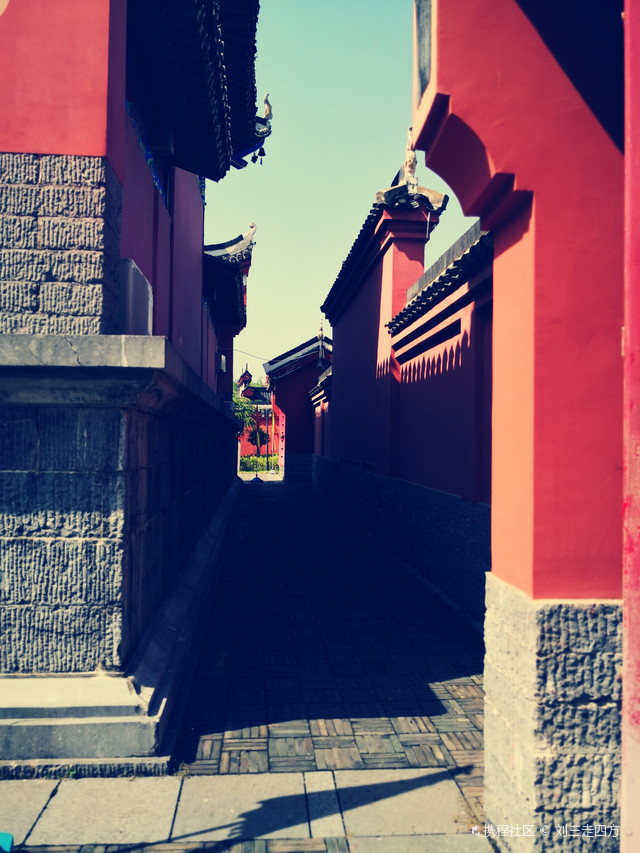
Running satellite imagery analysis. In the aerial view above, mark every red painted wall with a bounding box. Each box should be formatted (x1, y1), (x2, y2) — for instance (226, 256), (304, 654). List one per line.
(329, 213), (431, 477)
(313, 403), (330, 459)
(329, 263), (383, 469)
(623, 0), (640, 839)
(238, 408), (280, 458)
(0, 0), (126, 179)
(120, 119), (156, 284)
(414, 0), (623, 598)
(171, 169), (205, 377)
(275, 359), (326, 456)
(395, 285), (492, 502)
(153, 200), (172, 338)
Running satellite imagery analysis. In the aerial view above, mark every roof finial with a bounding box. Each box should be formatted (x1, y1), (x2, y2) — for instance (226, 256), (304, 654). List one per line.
(318, 317), (324, 340)
(404, 126), (418, 193)
(263, 94), (273, 122)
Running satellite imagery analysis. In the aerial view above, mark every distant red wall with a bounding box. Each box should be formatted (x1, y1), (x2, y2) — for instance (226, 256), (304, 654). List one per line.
(239, 408), (280, 457)
(275, 361), (325, 455)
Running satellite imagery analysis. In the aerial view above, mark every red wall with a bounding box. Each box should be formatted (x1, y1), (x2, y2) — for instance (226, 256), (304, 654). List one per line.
(120, 119), (156, 284)
(239, 408), (280, 457)
(329, 213), (431, 477)
(623, 0), (640, 831)
(275, 359), (326, 456)
(170, 169), (206, 378)
(414, 0), (623, 598)
(395, 286), (492, 503)
(0, 0), (126, 179)
(329, 264), (383, 469)
(314, 403), (330, 459)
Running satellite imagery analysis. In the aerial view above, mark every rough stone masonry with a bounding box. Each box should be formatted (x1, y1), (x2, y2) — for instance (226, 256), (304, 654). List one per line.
(0, 153), (121, 334)
(484, 573), (622, 852)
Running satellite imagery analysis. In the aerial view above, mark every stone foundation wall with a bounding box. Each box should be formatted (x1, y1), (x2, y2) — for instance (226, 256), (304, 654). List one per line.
(0, 153), (121, 334)
(312, 455), (490, 621)
(121, 406), (236, 661)
(0, 405), (126, 672)
(484, 573), (622, 851)
(0, 338), (238, 673)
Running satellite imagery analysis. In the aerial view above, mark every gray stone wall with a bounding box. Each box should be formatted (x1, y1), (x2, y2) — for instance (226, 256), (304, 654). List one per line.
(0, 153), (121, 334)
(484, 573), (622, 851)
(120, 406), (236, 661)
(312, 455), (490, 621)
(0, 405), (126, 672)
(0, 371), (238, 673)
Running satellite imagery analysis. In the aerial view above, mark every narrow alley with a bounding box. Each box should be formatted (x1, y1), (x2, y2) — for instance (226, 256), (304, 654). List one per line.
(172, 479), (485, 817)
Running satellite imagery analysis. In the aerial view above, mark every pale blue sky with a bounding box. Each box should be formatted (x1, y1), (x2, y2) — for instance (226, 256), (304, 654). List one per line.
(204, 0), (473, 381)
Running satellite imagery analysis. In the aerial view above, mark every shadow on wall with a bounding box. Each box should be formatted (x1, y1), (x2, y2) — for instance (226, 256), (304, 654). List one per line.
(401, 330), (469, 383)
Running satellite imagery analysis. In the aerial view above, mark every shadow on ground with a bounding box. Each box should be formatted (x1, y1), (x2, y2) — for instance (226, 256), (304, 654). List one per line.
(170, 481), (484, 779)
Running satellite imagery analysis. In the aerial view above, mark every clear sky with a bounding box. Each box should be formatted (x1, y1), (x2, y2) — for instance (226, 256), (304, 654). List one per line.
(204, 0), (474, 382)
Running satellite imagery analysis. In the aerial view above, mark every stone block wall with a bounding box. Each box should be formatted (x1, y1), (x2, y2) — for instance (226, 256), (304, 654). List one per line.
(484, 573), (622, 851)
(121, 404), (236, 661)
(312, 455), (490, 621)
(0, 405), (126, 672)
(0, 153), (121, 334)
(0, 373), (238, 673)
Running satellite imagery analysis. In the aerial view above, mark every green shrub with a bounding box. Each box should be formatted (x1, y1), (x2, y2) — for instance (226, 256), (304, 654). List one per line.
(239, 454), (279, 472)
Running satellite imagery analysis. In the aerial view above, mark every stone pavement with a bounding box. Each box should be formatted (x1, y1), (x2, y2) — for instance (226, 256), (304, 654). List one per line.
(0, 480), (489, 851)
(0, 770), (491, 851)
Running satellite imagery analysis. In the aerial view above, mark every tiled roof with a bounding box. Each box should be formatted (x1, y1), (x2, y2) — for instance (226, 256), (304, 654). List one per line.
(203, 254), (246, 330)
(126, 0), (261, 182)
(264, 336), (333, 379)
(205, 223), (256, 266)
(387, 223), (493, 336)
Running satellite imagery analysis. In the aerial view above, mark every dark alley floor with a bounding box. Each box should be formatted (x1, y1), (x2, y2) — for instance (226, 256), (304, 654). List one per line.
(172, 479), (485, 819)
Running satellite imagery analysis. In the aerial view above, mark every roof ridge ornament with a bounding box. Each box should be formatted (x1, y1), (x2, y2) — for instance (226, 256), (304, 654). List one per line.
(263, 93), (273, 122)
(373, 127), (448, 212)
(404, 126), (418, 194)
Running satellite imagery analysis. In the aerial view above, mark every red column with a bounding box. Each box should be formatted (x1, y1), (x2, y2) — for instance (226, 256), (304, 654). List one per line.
(375, 210), (433, 476)
(623, 1), (640, 845)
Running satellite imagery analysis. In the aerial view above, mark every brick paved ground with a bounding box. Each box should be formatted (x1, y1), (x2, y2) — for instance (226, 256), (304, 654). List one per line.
(173, 481), (485, 819)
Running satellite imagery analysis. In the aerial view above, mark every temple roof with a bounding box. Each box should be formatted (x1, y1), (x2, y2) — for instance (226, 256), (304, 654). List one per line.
(387, 222), (493, 336)
(202, 223), (256, 330)
(205, 223), (257, 265)
(264, 335), (333, 382)
(126, 0), (266, 181)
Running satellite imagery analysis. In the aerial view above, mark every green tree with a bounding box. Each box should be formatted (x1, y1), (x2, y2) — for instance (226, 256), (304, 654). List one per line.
(232, 384), (257, 431)
(246, 424), (267, 455)
(233, 384), (269, 455)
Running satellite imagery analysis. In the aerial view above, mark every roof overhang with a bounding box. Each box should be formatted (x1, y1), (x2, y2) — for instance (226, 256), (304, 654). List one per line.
(126, 0), (262, 182)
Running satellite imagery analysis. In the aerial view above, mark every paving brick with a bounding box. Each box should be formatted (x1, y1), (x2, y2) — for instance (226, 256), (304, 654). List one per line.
(312, 736), (357, 750)
(315, 747), (364, 770)
(350, 719), (395, 735)
(176, 481), (484, 813)
(196, 737), (222, 761)
(222, 738), (267, 751)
